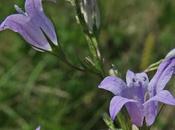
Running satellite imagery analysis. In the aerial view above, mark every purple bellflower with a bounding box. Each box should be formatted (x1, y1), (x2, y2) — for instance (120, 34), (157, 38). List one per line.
(0, 0), (58, 51)
(98, 50), (175, 127)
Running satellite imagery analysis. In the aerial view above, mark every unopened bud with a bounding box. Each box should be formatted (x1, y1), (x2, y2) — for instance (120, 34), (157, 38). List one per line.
(80, 0), (100, 34)
(109, 64), (118, 76)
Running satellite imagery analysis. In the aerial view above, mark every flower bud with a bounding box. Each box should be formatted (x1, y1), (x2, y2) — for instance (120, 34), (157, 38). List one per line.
(80, 0), (100, 34)
(108, 64), (118, 76)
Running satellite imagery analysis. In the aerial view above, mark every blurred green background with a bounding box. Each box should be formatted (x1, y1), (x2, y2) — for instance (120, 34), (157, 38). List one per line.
(0, 0), (175, 130)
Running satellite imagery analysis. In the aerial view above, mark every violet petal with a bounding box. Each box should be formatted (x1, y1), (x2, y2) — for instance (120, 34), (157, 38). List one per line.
(125, 102), (144, 126)
(98, 76), (127, 95)
(126, 70), (135, 87)
(135, 72), (149, 88)
(109, 96), (137, 120)
(144, 90), (175, 126)
(25, 0), (58, 45)
(149, 58), (175, 93)
(144, 101), (158, 126)
(121, 87), (145, 104)
(144, 90), (175, 106)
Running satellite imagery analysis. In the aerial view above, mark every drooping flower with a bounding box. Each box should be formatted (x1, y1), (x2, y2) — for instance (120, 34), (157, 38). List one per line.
(0, 0), (58, 51)
(98, 49), (175, 126)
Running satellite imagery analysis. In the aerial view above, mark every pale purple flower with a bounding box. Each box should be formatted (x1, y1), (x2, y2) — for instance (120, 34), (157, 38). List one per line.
(98, 50), (175, 126)
(0, 0), (58, 51)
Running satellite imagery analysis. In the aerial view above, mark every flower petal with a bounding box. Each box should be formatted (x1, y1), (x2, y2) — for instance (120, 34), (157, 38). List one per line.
(144, 90), (175, 106)
(0, 14), (51, 51)
(135, 72), (149, 88)
(25, 0), (58, 45)
(121, 87), (145, 104)
(144, 90), (175, 126)
(109, 96), (137, 120)
(126, 70), (135, 87)
(98, 76), (127, 95)
(126, 70), (149, 88)
(149, 57), (175, 93)
(144, 101), (158, 126)
(125, 102), (144, 126)
(146, 58), (173, 125)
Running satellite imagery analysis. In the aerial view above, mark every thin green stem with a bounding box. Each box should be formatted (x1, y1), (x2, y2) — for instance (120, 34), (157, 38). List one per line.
(144, 59), (163, 72)
(117, 108), (132, 130)
(103, 113), (116, 130)
(74, 0), (106, 77)
(55, 43), (85, 71)
(32, 44), (85, 72)
(86, 34), (106, 77)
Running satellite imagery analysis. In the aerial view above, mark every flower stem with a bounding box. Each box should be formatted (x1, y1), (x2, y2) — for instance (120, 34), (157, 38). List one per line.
(85, 34), (106, 77)
(74, 0), (106, 78)
(117, 108), (132, 130)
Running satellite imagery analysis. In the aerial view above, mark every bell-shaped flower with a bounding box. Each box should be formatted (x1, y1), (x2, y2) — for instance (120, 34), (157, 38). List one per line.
(0, 0), (58, 51)
(98, 49), (175, 127)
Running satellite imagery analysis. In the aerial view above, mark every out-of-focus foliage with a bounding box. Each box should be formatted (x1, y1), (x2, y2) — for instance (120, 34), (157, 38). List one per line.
(0, 0), (174, 130)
